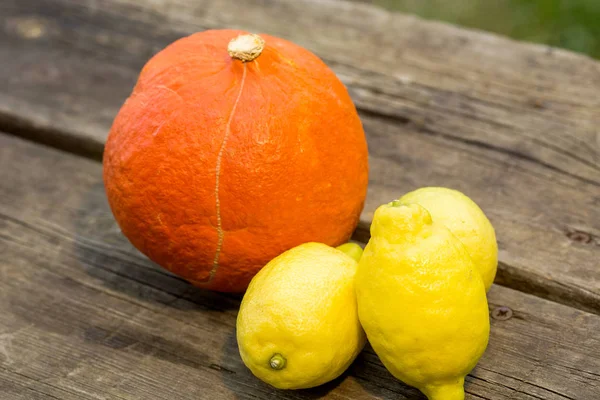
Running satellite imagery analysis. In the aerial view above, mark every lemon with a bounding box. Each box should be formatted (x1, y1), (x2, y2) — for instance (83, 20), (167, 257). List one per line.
(335, 242), (364, 263)
(236, 242), (366, 389)
(399, 187), (497, 291)
(356, 202), (489, 400)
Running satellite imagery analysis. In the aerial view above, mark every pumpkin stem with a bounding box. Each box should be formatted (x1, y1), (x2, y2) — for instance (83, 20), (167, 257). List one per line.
(228, 33), (265, 62)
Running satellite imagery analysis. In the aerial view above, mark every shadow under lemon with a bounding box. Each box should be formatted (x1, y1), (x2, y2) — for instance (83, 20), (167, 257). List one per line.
(220, 328), (425, 399)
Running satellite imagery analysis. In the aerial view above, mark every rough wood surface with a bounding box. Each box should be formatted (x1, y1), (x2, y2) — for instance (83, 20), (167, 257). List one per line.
(1, 133), (599, 400)
(1, 0), (599, 313)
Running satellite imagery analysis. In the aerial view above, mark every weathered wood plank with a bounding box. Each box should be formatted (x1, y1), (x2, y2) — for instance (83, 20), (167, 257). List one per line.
(2, 0), (598, 173)
(1, 133), (599, 400)
(0, 0), (599, 313)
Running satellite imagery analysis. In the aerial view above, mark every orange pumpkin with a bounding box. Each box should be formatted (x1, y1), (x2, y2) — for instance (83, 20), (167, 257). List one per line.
(103, 30), (368, 292)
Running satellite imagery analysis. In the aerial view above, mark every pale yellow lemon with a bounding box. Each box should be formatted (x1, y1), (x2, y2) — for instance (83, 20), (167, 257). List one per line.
(399, 187), (497, 290)
(237, 242), (365, 389)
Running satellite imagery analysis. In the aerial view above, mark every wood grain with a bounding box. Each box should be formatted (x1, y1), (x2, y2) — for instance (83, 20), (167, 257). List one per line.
(0, 0), (599, 314)
(1, 133), (599, 400)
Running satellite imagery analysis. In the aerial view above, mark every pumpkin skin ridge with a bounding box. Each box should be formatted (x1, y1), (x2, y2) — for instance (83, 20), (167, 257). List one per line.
(199, 62), (250, 286)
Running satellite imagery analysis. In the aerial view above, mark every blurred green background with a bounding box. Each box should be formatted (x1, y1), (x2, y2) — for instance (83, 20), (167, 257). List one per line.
(374, 0), (600, 58)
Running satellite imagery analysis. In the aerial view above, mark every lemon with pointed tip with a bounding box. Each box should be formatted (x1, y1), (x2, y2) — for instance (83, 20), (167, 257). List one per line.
(399, 187), (497, 291)
(356, 202), (490, 400)
(237, 242), (366, 389)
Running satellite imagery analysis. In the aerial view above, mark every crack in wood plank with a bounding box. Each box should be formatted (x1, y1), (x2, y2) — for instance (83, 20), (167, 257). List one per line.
(357, 108), (600, 188)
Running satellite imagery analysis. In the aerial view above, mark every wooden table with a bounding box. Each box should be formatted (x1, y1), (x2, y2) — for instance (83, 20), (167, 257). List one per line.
(1, 1), (599, 399)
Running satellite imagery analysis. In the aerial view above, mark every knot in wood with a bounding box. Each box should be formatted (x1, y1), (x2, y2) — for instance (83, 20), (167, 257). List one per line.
(566, 230), (592, 244)
(491, 306), (513, 321)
